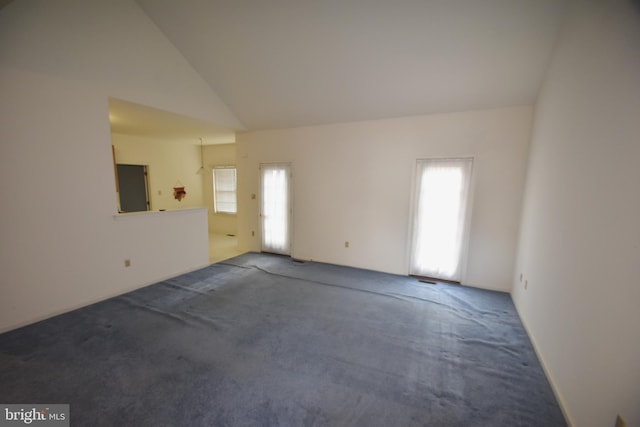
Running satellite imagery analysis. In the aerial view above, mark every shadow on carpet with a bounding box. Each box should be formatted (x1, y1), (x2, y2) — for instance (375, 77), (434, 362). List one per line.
(0, 253), (566, 426)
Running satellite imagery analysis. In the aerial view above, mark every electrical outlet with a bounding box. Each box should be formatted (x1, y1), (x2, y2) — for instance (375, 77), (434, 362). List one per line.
(525, 280), (528, 290)
(344, 241), (349, 248)
(251, 231), (255, 237)
(124, 259), (131, 267)
(519, 273), (523, 282)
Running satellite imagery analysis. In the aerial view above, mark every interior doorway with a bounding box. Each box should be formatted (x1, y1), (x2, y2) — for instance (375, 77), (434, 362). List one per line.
(116, 164), (150, 213)
(260, 163), (292, 255)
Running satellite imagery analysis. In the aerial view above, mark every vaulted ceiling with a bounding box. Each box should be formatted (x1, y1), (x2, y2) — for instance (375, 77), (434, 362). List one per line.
(109, 98), (236, 144)
(135, 0), (567, 130)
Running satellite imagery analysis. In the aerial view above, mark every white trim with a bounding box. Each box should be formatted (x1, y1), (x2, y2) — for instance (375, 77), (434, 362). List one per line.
(113, 207), (207, 220)
(512, 298), (574, 427)
(259, 162), (293, 256)
(408, 157), (474, 282)
(0, 262), (210, 334)
(212, 166), (238, 214)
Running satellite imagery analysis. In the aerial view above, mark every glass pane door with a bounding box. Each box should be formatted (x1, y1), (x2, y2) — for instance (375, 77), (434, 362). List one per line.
(410, 158), (473, 281)
(260, 163), (291, 255)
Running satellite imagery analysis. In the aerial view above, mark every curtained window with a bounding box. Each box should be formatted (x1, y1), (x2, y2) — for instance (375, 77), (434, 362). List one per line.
(410, 158), (473, 282)
(260, 164), (291, 255)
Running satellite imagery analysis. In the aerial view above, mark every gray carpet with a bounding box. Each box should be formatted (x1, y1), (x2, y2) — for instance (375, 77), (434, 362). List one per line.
(0, 253), (566, 426)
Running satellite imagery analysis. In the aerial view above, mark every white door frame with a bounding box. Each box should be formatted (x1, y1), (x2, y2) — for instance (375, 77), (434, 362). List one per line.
(407, 157), (474, 282)
(259, 162), (293, 256)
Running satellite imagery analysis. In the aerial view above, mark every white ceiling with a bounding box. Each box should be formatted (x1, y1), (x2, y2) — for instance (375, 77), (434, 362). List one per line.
(135, 0), (567, 131)
(109, 98), (236, 144)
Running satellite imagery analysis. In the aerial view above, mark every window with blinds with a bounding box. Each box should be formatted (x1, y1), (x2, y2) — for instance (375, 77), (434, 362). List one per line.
(212, 167), (237, 214)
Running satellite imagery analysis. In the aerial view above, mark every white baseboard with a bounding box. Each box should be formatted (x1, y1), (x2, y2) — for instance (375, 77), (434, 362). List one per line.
(0, 262), (211, 334)
(511, 297), (575, 427)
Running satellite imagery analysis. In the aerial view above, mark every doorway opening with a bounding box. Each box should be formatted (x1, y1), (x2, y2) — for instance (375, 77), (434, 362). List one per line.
(116, 164), (150, 213)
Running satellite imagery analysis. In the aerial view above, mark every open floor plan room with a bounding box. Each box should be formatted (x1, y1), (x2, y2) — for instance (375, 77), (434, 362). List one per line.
(0, 253), (565, 426)
(1, 0), (638, 426)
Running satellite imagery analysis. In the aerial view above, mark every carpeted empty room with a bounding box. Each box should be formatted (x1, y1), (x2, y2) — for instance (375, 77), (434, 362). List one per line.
(0, 253), (565, 426)
(2, 0), (639, 426)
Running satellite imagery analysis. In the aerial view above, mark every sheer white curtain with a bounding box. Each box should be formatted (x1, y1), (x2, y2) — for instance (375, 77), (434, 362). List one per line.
(261, 164), (291, 255)
(410, 158), (473, 281)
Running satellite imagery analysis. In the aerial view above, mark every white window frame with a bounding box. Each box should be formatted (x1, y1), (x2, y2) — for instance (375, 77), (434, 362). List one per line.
(212, 166), (237, 214)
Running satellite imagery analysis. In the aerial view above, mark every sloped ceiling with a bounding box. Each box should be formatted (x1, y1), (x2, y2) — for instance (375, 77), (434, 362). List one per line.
(109, 98), (236, 144)
(135, 0), (567, 130)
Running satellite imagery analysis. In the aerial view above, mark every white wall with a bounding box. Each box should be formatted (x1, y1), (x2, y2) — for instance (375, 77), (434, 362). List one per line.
(512, 0), (640, 426)
(0, 0), (240, 332)
(112, 134), (205, 211)
(203, 143), (238, 235)
(237, 106), (532, 290)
